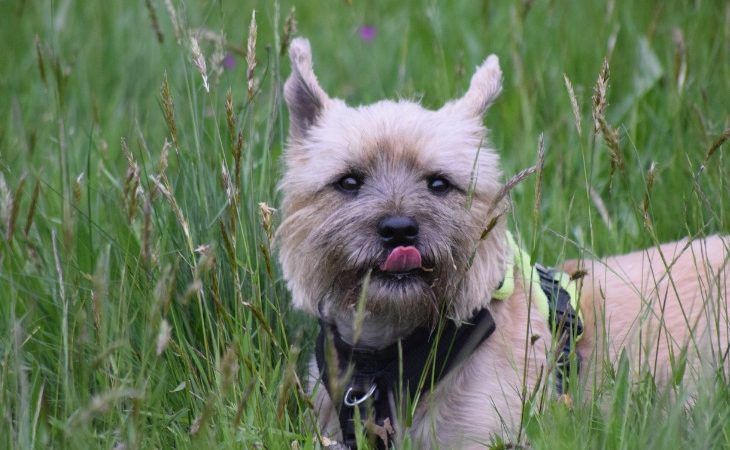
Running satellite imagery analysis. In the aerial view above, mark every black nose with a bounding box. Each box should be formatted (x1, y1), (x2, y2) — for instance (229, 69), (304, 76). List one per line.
(378, 215), (419, 247)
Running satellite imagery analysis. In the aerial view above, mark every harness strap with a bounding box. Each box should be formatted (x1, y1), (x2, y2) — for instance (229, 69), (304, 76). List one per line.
(494, 231), (584, 393)
(534, 263), (583, 393)
(316, 308), (496, 449)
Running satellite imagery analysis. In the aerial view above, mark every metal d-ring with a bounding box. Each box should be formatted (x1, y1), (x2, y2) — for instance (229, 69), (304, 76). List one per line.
(343, 384), (377, 407)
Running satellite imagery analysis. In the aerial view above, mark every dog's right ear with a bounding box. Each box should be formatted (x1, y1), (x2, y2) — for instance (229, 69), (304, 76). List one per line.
(284, 38), (331, 139)
(442, 54), (502, 119)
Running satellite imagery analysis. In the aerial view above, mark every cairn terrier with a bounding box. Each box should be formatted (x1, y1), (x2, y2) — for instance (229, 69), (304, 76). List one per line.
(277, 37), (729, 449)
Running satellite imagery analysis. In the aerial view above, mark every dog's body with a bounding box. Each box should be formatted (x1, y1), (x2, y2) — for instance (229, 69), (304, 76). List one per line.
(277, 38), (729, 449)
(572, 236), (729, 388)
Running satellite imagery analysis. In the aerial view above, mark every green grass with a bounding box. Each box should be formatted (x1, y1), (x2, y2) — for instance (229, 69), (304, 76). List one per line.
(1, 0), (728, 448)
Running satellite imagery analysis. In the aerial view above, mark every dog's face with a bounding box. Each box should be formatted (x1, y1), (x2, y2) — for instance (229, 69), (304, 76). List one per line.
(278, 38), (509, 327)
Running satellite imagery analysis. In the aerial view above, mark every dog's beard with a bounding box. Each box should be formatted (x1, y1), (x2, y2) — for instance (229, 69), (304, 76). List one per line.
(316, 238), (470, 327)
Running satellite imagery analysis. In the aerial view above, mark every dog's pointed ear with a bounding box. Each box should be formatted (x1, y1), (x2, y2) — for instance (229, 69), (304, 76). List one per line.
(284, 38), (331, 138)
(444, 54), (502, 118)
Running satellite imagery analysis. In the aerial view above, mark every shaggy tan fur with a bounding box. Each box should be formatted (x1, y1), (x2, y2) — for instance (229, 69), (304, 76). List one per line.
(569, 236), (730, 388)
(277, 37), (730, 449)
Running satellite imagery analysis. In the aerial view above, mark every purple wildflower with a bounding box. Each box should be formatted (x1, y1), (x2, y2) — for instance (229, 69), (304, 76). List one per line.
(223, 53), (236, 70)
(358, 25), (377, 42)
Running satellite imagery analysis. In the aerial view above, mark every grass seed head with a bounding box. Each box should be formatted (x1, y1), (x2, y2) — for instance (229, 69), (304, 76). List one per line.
(164, 0), (181, 43)
(121, 138), (140, 220)
(672, 27), (687, 93)
(221, 164), (234, 206)
(492, 165), (537, 212)
(160, 73), (179, 150)
(73, 172), (84, 204)
(601, 121), (624, 181)
(532, 133), (546, 226)
(591, 58), (609, 135)
(24, 177), (40, 237)
(153, 265), (175, 314)
(190, 36), (209, 92)
(219, 220), (236, 264)
(5, 174), (27, 241)
(281, 7), (298, 55)
(91, 252), (108, 333)
(246, 10), (258, 99)
(643, 161), (657, 229)
(141, 196), (152, 263)
(563, 73), (582, 136)
(591, 58), (624, 184)
(144, 0), (164, 43)
(589, 186), (613, 230)
(258, 202), (275, 241)
(220, 346), (239, 395)
(0, 173), (10, 236)
(156, 319), (172, 356)
(189, 396), (214, 435)
(34, 35), (47, 86)
(157, 139), (170, 177)
(225, 88), (236, 145)
(703, 128), (730, 169)
(225, 88), (244, 191)
(195, 243), (215, 274)
(210, 32), (225, 85)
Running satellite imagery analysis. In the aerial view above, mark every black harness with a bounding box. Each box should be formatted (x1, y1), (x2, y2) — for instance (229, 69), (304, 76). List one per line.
(534, 264), (584, 395)
(315, 308), (496, 449)
(315, 267), (583, 449)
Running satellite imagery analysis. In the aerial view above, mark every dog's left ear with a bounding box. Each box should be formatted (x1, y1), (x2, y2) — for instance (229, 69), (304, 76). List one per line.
(284, 37), (331, 139)
(442, 54), (502, 118)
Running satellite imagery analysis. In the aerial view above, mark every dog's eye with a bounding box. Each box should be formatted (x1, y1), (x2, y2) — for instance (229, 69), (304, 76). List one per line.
(336, 174), (363, 194)
(427, 176), (451, 195)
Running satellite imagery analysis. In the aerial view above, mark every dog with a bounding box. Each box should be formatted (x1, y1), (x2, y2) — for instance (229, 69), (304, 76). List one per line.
(276, 37), (730, 449)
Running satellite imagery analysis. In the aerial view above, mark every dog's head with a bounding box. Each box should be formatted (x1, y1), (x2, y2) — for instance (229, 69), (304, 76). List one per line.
(278, 38), (509, 328)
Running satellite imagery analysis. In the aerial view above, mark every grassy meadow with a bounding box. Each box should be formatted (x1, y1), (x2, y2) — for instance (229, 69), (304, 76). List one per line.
(1, 0), (729, 448)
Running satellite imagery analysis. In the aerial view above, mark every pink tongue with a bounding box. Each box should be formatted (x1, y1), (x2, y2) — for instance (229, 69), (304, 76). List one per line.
(380, 246), (422, 272)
